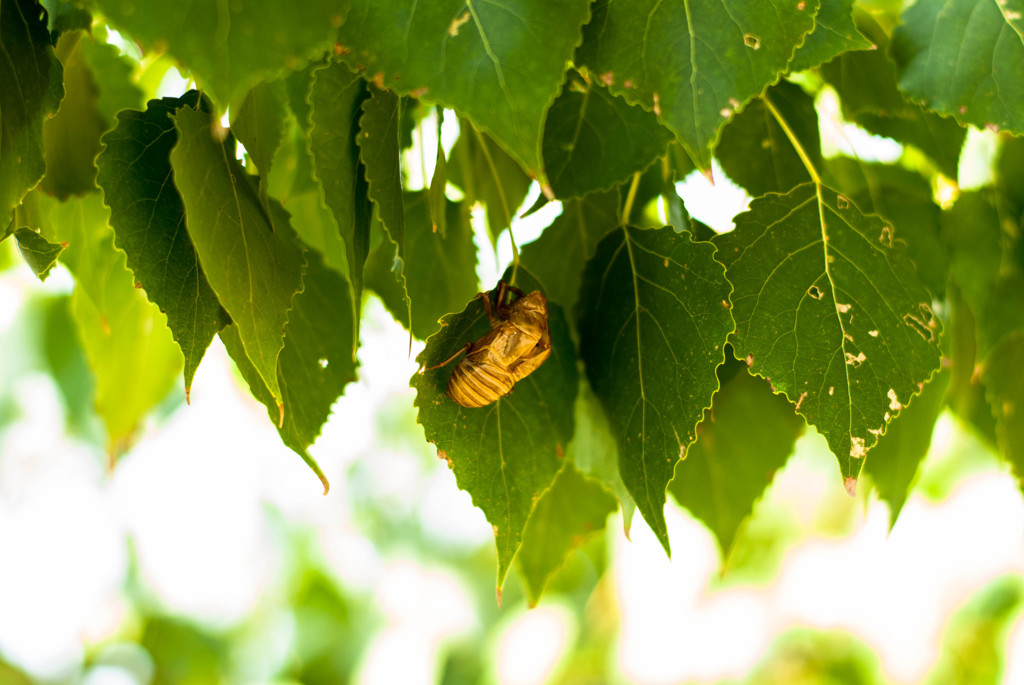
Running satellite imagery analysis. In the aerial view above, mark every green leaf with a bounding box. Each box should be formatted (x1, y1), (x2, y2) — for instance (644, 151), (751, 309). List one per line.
(542, 73), (673, 199)
(308, 59), (371, 338)
(0, 0), (64, 224)
(947, 286), (998, 447)
(170, 105), (306, 416)
(577, 0), (820, 170)
(520, 189), (619, 316)
(96, 91), (230, 394)
(716, 80), (821, 197)
(232, 80), (288, 206)
(825, 158), (947, 299)
(577, 226), (734, 555)
(77, 38), (145, 127)
(714, 183), (943, 487)
(863, 367), (950, 528)
(366, 192), (477, 341)
(412, 269), (578, 591)
(670, 359), (803, 556)
(90, 0), (340, 106)
(787, 0), (871, 73)
(41, 0), (91, 43)
(516, 463), (617, 606)
(222, 243), (357, 494)
(984, 331), (1024, 489)
(449, 124), (532, 247)
(41, 32), (104, 197)
(359, 86), (409, 324)
(891, 0), (1024, 136)
(820, 17), (965, 179)
(31, 193), (181, 453)
(283, 190), (349, 280)
(336, 0), (592, 179)
(569, 377), (635, 535)
(7, 226), (65, 280)
(428, 108), (448, 237)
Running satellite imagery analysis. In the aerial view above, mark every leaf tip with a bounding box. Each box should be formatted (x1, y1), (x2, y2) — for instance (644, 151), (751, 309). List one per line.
(844, 476), (857, 498)
(702, 167), (715, 186)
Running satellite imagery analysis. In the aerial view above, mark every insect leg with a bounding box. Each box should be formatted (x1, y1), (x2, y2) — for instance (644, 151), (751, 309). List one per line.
(427, 342), (472, 370)
(480, 288), (499, 326)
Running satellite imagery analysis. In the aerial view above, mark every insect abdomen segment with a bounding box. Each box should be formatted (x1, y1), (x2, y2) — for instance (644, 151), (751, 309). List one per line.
(447, 360), (514, 408)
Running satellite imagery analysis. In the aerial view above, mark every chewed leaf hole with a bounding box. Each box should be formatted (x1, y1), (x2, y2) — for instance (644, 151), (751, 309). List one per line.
(318, 358), (329, 369)
(808, 285), (824, 299)
(744, 34), (761, 49)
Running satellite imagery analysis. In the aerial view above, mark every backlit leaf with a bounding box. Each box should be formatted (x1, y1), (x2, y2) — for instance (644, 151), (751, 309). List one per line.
(714, 183), (943, 486)
(670, 359), (803, 556)
(787, 0), (871, 73)
(891, 0), (1024, 136)
(232, 80), (288, 206)
(7, 226), (65, 280)
(96, 91), (230, 394)
(517, 463), (617, 606)
(90, 0), (340, 106)
(542, 74), (673, 199)
(577, 0), (820, 169)
(412, 269), (577, 590)
(171, 105), (306, 415)
(577, 226), (734, 554)
(0, 0), (63, 225)
(336, 0), (592, 179)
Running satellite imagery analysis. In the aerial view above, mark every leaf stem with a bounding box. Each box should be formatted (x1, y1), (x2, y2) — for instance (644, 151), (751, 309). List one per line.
(621, 171), (642, 226)
(763, 94), (822, 186)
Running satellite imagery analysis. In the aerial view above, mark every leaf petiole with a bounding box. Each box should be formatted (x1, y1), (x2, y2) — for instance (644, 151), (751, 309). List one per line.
(763, 94), (823, 186)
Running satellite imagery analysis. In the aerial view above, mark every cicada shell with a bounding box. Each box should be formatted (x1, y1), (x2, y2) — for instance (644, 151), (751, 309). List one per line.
(431, 282), (551, 408)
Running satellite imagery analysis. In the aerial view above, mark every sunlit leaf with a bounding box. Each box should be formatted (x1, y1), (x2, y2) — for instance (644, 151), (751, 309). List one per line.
(577, 226), (734, 554)
(232, 80), (288, 206)
(366, 192), (477, 341)
(864, 368), (949, 528)
(542, 74), (673, 199)
(412, 269), (577, 590)
(716, 80), (821, 197)
(32, 192), (181, 454)
(891, 0), (1024, 136)
(670, 359), (803, 556)
(714, 183), (943, 487)
(336, 0), (592, 179)
(222, 240), (357, 494)
(90, 0), (340, 106)
(517, 463), (617, 606)
(0, 0), (63, 224)
(171, 105), (306, 415)
(577, 0), (820, 169)
(96, 91), (230, 394)
(5, 226), (65, 280)
(77, 37), (144, 127)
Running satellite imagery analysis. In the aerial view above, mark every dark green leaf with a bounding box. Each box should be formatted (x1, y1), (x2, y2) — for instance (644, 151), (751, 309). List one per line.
(820, 16), (966, 179)
(7, 226), (65, 280)
(520, 189), (619, 316)
(336, 0), (592, 179)
(232, 80), (288, 206)
(787, 0), (871, 73)
(825, 158), (947, 299)
(542, 74), (673, 199)
(516, 463), (617, 606)
(863, 367), (950, 528)
(41, 0), (90, 43)
(412, 269), (578, 590)
(222, 241), (357, 494)
(716, 80), (821, 197)
(171, 105), (306, 415)
(577, 0), (820, 169)
(308, 59), (371, 339)
(96, 91), (230, 394)
(449, 124), (532, 246)
(714, 183), (943, 487)
(428, 108), (448, 237)
(359, 86), (409, 324)
(577, 226), (734, 555)
(670, 359), (803, 556)
(284, 190), (349, 280)
(30, 192), (181, 453)
(90, 0), (340, 106)
(947, 286), (998, 447)
(984, 332), (1024, 490)
(891, 0), (1024, 137)
(997, 137), (1024, 220)
(366, 192), (477, 341)
(0, 0), (64, 224)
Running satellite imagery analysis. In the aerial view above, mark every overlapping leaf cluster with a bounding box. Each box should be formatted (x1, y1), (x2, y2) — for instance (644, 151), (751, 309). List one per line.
(3, 0), (1024, 601)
